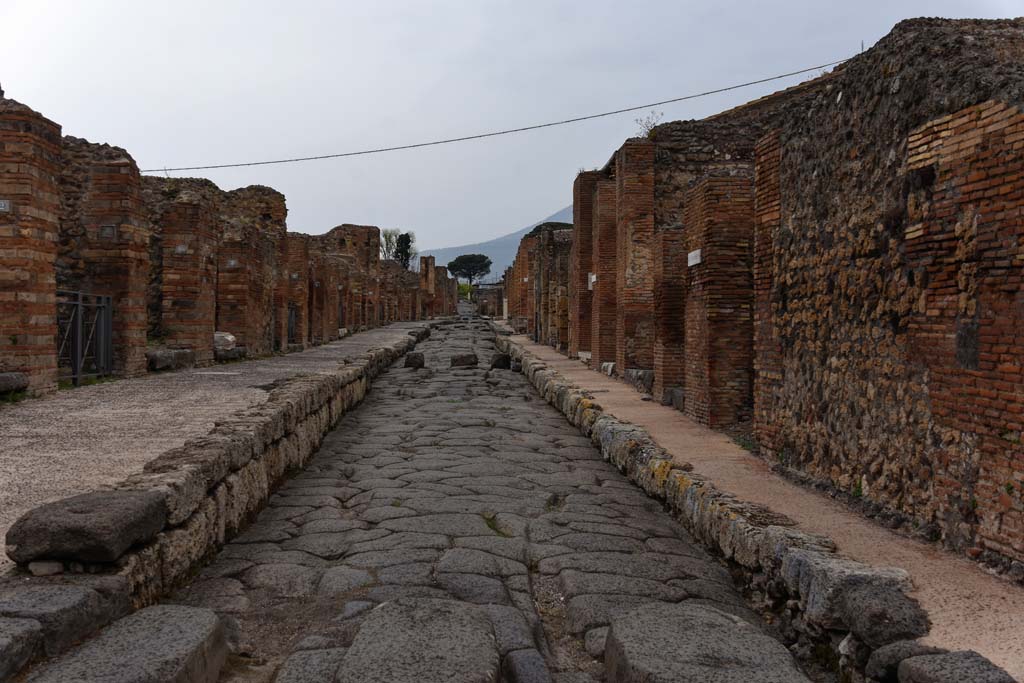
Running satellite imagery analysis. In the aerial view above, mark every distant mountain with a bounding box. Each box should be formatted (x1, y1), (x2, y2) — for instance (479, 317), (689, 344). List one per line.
(420, 205), (572, 281)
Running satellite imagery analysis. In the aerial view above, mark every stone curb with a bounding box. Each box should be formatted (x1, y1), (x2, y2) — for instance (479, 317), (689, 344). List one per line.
(493, 327), (1013, 683)
(0, 324), (431, 683)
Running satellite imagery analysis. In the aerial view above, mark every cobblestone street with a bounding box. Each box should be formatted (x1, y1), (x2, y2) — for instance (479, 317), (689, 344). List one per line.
(162, 315), (805, 682)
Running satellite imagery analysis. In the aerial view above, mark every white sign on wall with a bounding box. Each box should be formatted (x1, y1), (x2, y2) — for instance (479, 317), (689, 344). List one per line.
(687, 249), (702, 267)
(0, 199), (12, 213)
(588, 272), (597, 290)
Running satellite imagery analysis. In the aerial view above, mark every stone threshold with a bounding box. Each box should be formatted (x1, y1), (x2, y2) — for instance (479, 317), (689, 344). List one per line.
(493, 324), (1016, 683)
(0, 323), (433, 682)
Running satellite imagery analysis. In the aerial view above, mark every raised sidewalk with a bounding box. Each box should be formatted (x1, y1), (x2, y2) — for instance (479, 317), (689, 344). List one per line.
(510, 334), (1024, 679)
(0, 323), (425, 573)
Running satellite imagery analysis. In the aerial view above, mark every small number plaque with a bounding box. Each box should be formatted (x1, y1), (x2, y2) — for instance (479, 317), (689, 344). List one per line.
(687, 249), (702, 267)
(0, 199), (10, 213)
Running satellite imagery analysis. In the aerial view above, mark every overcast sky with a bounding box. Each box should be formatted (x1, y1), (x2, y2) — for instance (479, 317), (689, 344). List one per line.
(1, 1), (1018, 249)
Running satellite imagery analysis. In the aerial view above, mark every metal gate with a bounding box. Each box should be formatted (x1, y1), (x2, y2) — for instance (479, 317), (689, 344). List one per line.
(56, 290), (113, 386)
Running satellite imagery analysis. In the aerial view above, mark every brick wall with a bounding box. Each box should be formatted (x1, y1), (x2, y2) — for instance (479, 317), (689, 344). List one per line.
(0, 96), (61, 394)
(614, 140), (655, 371)
(682, 172), (755, 427)
(751, 18), (1024, 565)
(142, 178), (220, 363)
(419, 255), (436, 318)
(59, 137), (150, 377)
(216, 187), (286, 357)
(569, 172), (599, 357)
(590, 179), (618, 368)
(905, 100), (1024, 561)
(652, 226), (686, 401)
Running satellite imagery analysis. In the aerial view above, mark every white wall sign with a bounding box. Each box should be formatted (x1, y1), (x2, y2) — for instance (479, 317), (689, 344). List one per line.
(588, 272), (597, 290)
(0, 199), (11, 213)
(687, 249), (702, 266)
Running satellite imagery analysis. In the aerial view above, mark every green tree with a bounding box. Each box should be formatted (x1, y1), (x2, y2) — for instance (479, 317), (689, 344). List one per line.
(395, 231), (417, 270)
(447, 253), (492, 290)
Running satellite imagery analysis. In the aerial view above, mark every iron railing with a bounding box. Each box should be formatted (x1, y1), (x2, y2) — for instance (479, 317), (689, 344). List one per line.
(56, 290), (113, 386)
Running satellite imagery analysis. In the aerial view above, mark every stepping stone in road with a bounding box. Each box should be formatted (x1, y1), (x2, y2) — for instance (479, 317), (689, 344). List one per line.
(335, 597), (500, 683)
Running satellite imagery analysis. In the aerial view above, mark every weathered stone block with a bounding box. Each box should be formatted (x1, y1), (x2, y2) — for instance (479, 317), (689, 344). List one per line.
(25, 605), (227, 683)
(6, 491), (167, 564)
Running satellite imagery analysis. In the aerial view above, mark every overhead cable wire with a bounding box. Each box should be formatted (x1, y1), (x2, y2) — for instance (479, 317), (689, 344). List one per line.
(142, 58), (848, 173)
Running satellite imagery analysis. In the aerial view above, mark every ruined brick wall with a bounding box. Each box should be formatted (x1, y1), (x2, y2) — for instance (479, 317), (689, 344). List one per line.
(569, 172), (599, 357)
(0, 95), (61, 394)
(217, 186), (286, 357)
(614, 140), (655, 371)
(507, 238), (535, 333)
(652, 226), (686, 402)
(59, 137), (150, 377)
(682, 172), (755, 427)
(647, 120), (765, 405)
(142, 178), (219, 363)
(277, 233), (310, 349)
(753, 18), (1024, 561)
(475, 285), (502, 317)
(542, 229), (572, 350)
(590, 179), (617, 368)
(419, 255), (436, 318)
(435, 266), (451, 316)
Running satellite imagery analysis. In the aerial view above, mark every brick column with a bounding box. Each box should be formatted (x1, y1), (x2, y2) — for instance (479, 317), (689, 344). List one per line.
(0, 98), (60, 394)
(590, 179), (618, 368)
(615, 140), (655, 371)
(569, 171), (598, 358)
(160, 200), (218, 363)
(682, 174), (754, 427)
(60, 140), (150, 378)
(652, 226), (687, 403)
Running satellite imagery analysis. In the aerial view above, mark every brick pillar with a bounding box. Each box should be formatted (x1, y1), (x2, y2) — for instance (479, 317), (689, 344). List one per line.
(652, 226), (687, 403)
(59, 140), (150, 378)
(682, 174), (754, 427)
(753, 133), (783, 453)
(160, 200), (218, 363)
(570, 172), (599, 358)
(590, 179), (618, 368)
(0, 98), (60, 394)
(615, 140), (655, 371)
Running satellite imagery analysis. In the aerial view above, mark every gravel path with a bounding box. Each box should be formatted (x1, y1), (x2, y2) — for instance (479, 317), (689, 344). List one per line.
(0, 325), (423, 572)
(169, 316), (791, 681)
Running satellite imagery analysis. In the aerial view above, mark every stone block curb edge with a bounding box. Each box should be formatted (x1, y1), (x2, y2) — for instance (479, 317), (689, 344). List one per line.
(492, 325), (1015, 683)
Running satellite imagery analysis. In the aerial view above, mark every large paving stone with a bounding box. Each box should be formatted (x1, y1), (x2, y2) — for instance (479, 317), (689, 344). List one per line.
(27, 605), (227, 683)
(6, 490), (168, 563)
(275, 647), (348, 683)
(605, 602), (809, 683)
(0, 585), (109, 655)
(241, 564), (322, 597)
(897, 651), (1015, 683)
(335, 598), (499, 683)
(0, 617), (42, 681)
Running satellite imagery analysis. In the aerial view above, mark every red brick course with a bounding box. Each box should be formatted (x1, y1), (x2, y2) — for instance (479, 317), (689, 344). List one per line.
(0, 97), (61, 394)
(614, 141), (656, 371)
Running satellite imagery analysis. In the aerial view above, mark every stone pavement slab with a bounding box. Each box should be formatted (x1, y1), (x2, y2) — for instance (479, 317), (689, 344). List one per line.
(26, 604), (227, 683)
(0, 323), (424, 572)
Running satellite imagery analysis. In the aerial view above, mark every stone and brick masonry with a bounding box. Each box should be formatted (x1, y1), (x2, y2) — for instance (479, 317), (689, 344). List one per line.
(507, 18), (1024, 575)
(0, 86), (455, 395)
